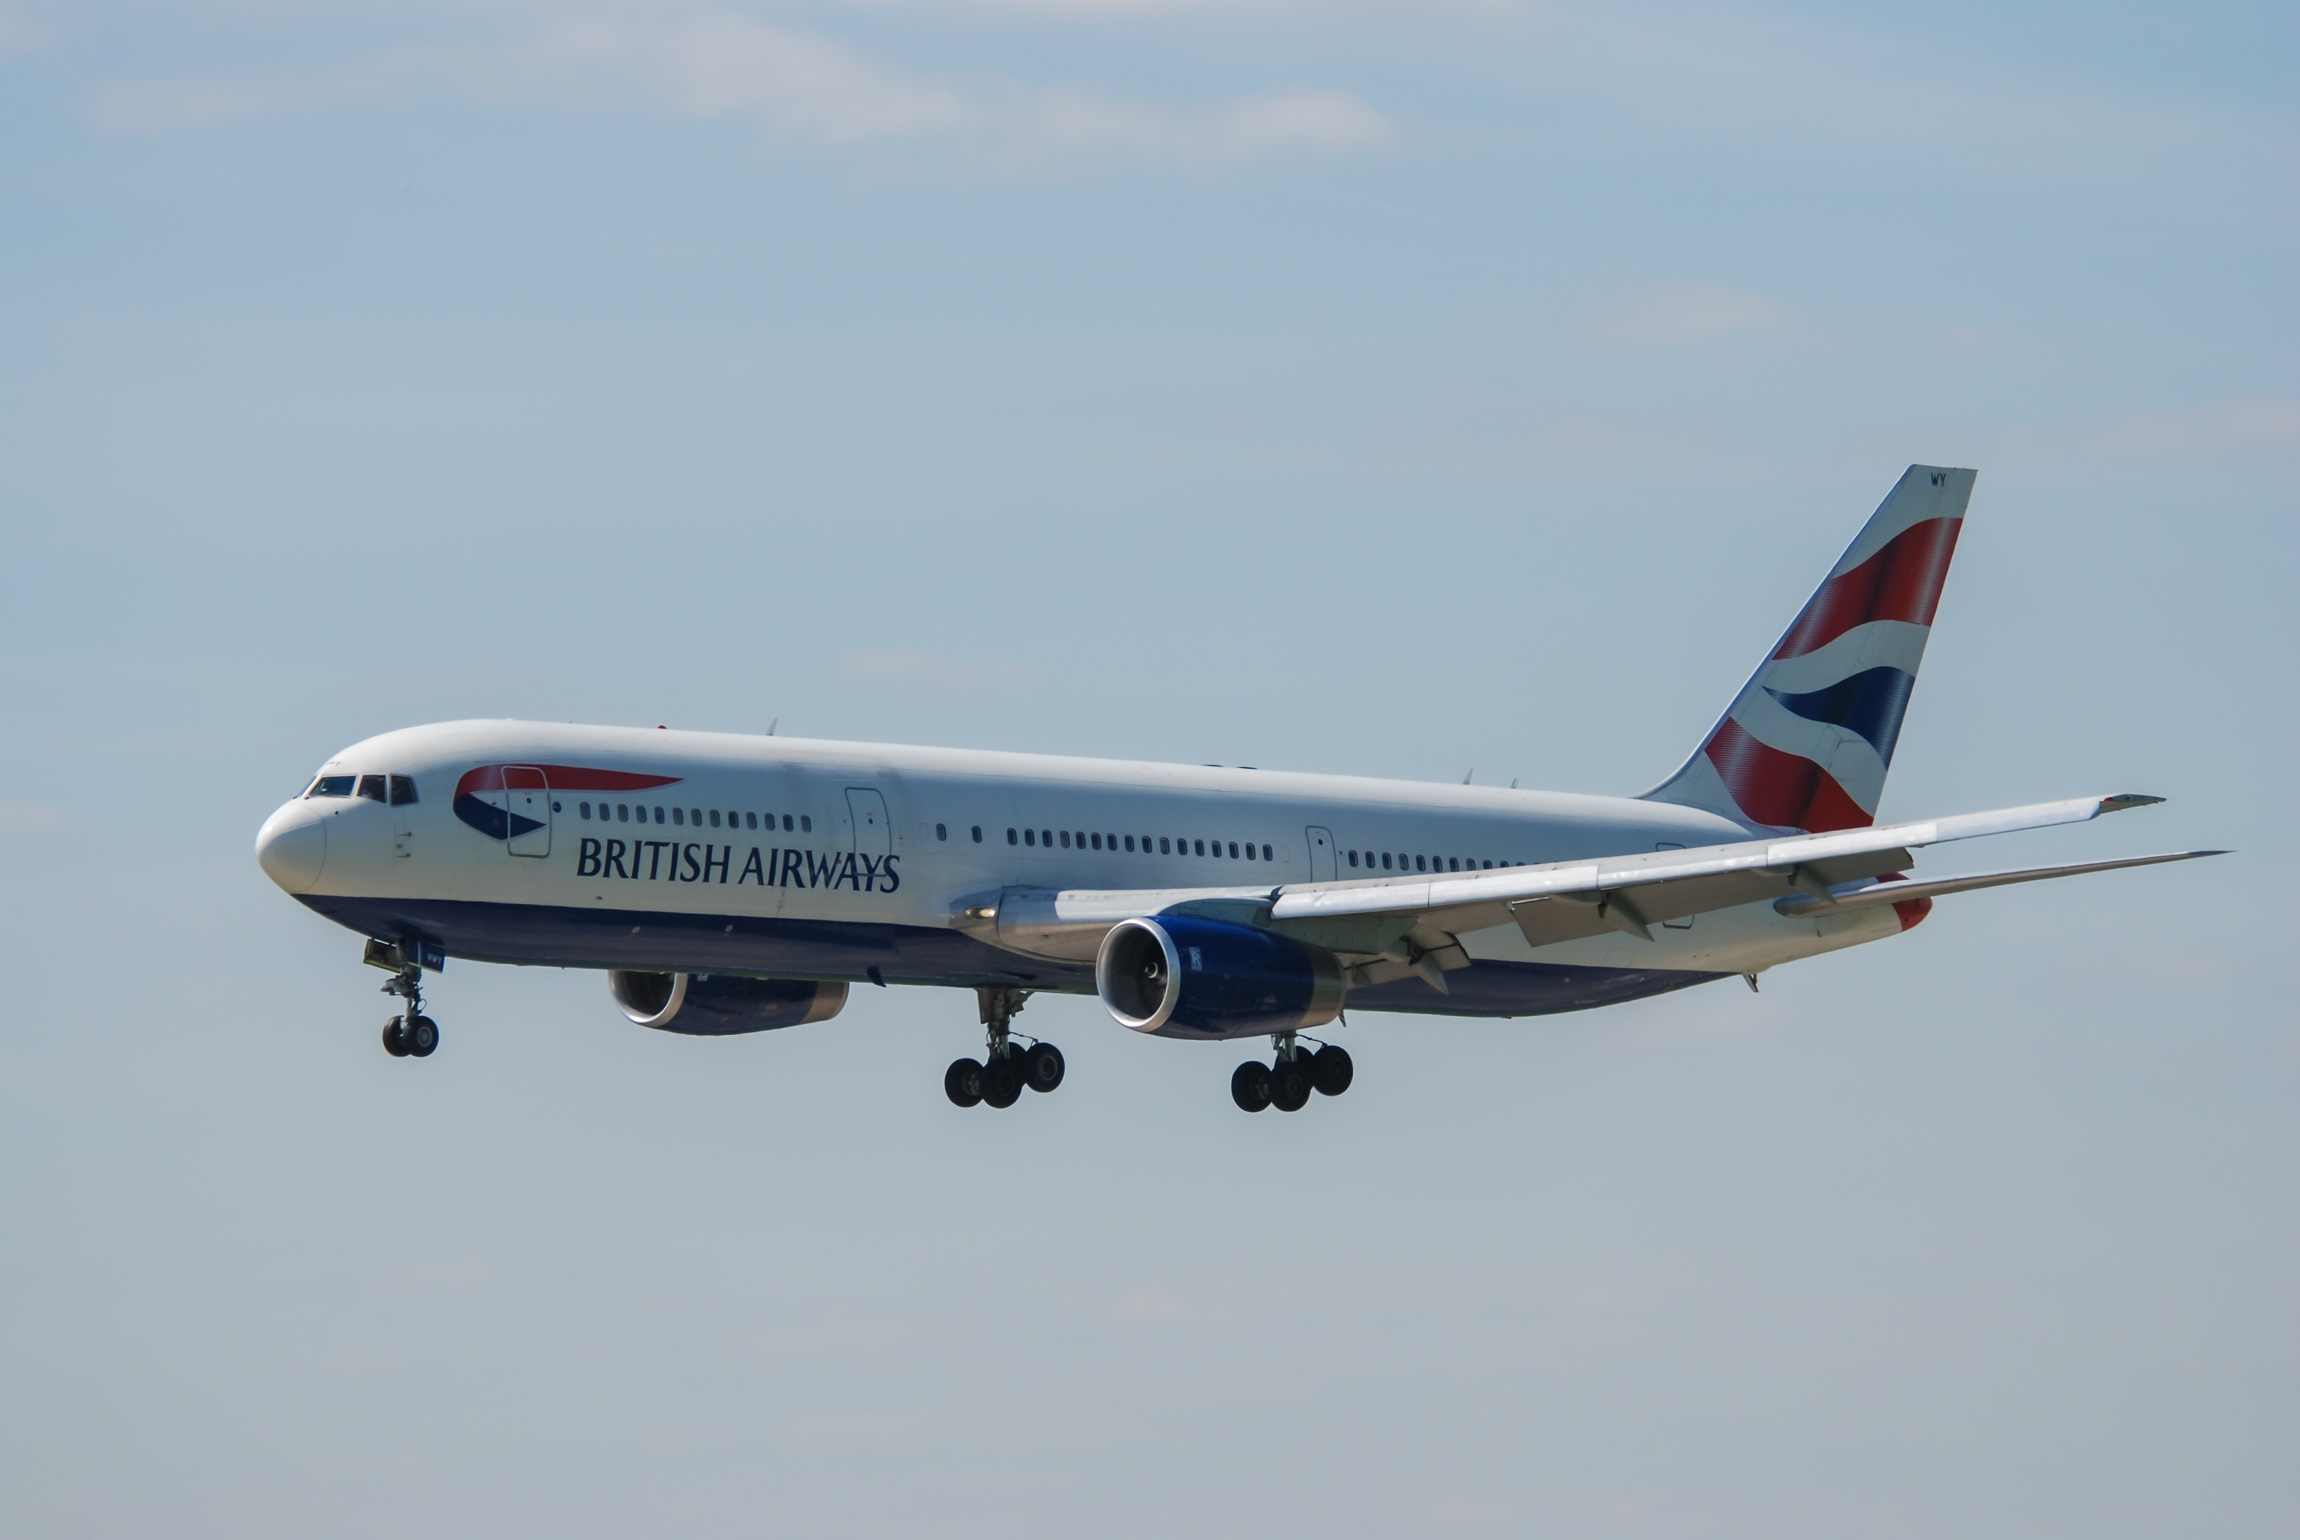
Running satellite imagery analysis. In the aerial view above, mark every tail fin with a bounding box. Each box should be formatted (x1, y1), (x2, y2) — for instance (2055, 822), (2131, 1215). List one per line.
(1641, 465), (1975, 833)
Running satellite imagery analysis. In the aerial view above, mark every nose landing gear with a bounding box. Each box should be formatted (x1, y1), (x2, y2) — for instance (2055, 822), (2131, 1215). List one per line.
(367, 937), (441, 1060)
(946, 986), (1063, 1109)
(382, 1011), (438, 1058)
(1232, 1036), (1351, 1113)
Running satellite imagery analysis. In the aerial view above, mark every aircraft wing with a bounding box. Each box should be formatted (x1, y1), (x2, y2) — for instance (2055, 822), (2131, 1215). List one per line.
(956, 794), (2207, 986)
(1263, 793), (2178, 953)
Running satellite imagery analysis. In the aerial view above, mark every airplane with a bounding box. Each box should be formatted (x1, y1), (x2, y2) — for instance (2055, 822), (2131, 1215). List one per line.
(255, 466), (2219, 1112)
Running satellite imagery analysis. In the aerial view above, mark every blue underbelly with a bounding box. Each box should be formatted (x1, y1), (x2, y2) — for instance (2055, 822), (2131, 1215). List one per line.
(299, 896), (1725, 1017)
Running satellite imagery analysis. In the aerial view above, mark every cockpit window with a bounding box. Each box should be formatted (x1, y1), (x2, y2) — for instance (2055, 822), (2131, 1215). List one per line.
(357, 775), (387, 802)
(388, 775), (418, 806)
(307, 776), (355, 798)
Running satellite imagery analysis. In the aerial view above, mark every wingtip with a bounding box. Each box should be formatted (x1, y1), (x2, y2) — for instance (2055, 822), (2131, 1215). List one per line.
(2098, 794), (2166, 814)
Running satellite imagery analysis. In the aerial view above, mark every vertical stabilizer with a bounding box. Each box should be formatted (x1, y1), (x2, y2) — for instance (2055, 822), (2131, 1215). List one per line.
(1640, 466), (1975, 833)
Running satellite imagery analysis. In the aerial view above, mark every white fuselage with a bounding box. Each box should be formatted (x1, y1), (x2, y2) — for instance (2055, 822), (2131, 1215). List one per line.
(256, 719), (1909, 1021)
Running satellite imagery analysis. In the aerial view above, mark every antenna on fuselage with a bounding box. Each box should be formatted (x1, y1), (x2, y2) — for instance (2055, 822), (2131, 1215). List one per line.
(1463, 769), (1474, 784)
(766, 719), (778, 736)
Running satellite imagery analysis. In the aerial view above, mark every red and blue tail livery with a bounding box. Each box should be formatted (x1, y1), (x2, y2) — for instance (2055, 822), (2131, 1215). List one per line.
(1643, 466), (1971, 833)
(454, 764), (682, 843)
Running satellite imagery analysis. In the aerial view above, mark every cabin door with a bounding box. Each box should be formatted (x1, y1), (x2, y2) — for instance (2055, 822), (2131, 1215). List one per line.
(846, 788), (892, 857)
(1305, 825), (1337, 882)
(505, 766), (551, 858)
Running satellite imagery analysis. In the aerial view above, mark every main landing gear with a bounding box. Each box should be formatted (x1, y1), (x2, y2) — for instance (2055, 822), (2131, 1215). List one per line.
(946, 987), (1064, 1110)
(1232, 1036), (1351, 1113)
(371, 943), (439, 1060)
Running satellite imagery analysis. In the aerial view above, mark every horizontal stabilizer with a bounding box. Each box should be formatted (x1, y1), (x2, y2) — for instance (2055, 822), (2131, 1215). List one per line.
(1772, 849), (2227, 916)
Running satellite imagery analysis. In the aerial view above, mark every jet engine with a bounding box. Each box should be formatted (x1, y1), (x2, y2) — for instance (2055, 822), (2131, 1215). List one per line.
(1095, 915), (1345, 1039)
(608, 971), (849, 1035)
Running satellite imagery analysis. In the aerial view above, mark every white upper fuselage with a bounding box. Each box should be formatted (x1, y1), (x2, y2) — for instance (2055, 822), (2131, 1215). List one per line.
(256, 718), (1908, 1014)
(262, 718), (1746, 924)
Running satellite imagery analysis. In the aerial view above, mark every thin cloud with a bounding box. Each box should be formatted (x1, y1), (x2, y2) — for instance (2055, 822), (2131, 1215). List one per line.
(88, 5), (1391, 166)
(1112, 1292), (1188, 1323)
(0, 801), (67, 835)
(0, 3), (51, 57)
(2017, 398), (2300, 457)
(841, 650), (1035, 689)
(783, 1409), (916, 1446)
(1586, 283), (1786, 347)
(2106, 397), (2300, 453)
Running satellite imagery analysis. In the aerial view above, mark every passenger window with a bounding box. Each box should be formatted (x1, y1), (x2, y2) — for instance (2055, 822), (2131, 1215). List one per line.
(1244, 843), (1255, 861)
(1263, 844), (1273, 861)
(1124, 835), (1135, 852)
(307, 776), (355, 798)
(709, 810), (721, 828)
(801, 816), (811, 832)
(1025, 829), (1036, 846)
(673, 808), (684, 826)
(1159, 837), (1170, 853)
(1347, 850), (1358, 867)
(1380, 853), (1391, 869)
(746, 812), (757, 829)
(388, 775), (418, 806)
(579, 803), (591, 820)
(1007, 828), (1018, 845)
(1227, 842), (1238, 859)
(616, 805), (628, 822)
(1448, 857), (1459, 871)
(1193, 840), (1205, 856)
(782, 814), (794, 831)
(1414, 856), (1425, 871)
(1090, 833), (1101, 850)
(936, 823), (948, 841)
(972, 826), (983, 843)
(1041, 829), (1051, 847)
(1059, 831), (1070, 848)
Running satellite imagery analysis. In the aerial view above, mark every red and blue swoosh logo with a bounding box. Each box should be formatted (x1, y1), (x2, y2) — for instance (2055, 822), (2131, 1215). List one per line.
(454, 764), (683, 842)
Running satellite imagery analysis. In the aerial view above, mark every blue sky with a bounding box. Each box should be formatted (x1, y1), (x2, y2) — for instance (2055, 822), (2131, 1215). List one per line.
(0, 3), (2293, 1536)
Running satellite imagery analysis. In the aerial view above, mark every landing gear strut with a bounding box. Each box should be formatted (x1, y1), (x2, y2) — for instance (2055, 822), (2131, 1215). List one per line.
(1232, 1035), (1350, 1113)
(368, 939), (439, 1060)
(946, 987), (1063, 1109)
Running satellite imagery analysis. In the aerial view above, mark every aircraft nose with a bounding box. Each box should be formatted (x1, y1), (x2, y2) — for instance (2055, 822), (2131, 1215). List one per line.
(256, 801), (327, 893)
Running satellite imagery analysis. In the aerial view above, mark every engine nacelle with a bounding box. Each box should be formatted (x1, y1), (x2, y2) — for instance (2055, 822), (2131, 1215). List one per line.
(1095, 915), (1345, 1039)
(608, 971), (849, 1036)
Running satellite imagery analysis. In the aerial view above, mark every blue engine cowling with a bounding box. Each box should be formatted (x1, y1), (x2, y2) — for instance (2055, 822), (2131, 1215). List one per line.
(1095, 915), (1345, 1039)
(609, 971), (849, 1035)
